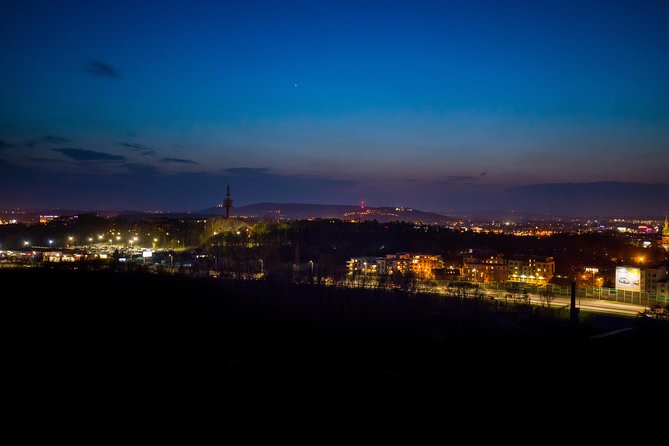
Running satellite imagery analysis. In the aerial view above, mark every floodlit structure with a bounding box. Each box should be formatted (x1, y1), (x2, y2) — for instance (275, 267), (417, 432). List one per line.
(223, 185), (233, 219)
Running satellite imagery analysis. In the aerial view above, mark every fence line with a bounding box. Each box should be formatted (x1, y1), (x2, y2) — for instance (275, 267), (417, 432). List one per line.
(475, 281), (668, 307)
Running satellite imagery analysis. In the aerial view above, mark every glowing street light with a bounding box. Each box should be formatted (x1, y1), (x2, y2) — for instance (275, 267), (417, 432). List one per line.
(24, 240), (30, 247)
(48, 240), (53, 247)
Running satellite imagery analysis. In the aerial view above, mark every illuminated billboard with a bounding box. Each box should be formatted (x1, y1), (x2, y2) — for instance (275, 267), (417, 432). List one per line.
(615, 267), (640, 292)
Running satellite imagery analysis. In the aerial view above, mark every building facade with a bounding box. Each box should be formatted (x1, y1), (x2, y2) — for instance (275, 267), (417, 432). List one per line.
(640, 266), (668, 294)
(463, 255), (509, 283)
(347, 253), (444, 280)
(662, 215), (669, 252)
(346, 257), (378, 276)
(507, 256), (555, 284)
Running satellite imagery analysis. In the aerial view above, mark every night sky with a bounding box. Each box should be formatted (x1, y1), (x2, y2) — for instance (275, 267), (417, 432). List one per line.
(1, 0), (668, 214)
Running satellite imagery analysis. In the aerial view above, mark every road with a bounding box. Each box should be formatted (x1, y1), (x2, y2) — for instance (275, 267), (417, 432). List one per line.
(550, 296), (645, 317)
(482, 290), (645, 317)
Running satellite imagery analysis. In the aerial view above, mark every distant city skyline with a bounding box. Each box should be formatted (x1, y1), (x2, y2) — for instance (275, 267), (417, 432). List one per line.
(1, 1), (668, 213)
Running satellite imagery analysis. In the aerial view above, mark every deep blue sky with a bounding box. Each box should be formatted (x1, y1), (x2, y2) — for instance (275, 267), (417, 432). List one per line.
(1, 0), (668, 213)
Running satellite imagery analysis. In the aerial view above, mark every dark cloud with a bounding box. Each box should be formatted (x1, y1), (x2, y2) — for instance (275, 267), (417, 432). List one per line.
(225, 167), (270, 175)
(25, 135), (69, 147)
(434, 175), (475, 185)
(504, 182), (669, 216)
(0, 159), (357, 211)
(121, 142), (148, 150)
(52, 148), (125, 161)
(1, 158), (666, 215)
(120, 142), (155, 156)
(122, 163), (161, 176)
(87, 60), (120, 79)
(161, 157), (198, 164)
(0, 140), (15, 150)
(30, 157), (63, 163)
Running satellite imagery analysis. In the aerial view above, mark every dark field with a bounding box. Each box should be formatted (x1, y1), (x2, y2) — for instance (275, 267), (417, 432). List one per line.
(5, 268), (667, 399)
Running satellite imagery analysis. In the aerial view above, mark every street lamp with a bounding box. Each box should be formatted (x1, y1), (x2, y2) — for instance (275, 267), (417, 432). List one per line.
(259, 259), (264, 276)
(309, 260), (314, 277)
(48, 240), (53, 247)
(24, 240), (30, 247)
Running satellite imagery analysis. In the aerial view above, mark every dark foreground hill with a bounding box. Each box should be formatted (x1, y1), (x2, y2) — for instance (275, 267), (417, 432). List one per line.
(5, 268), (667, 401)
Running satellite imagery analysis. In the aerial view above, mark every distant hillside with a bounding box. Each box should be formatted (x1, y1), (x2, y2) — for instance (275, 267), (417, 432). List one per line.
(200, 202), (450, 223)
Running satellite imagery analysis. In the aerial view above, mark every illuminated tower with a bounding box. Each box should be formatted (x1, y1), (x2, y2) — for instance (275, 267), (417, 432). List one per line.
(223, 185), (233, 219)
(662, 215), (669, 252)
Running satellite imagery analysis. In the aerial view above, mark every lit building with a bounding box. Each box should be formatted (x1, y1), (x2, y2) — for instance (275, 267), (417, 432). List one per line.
(378, 253), (445, 280)
(39, 215), (59, 224)
(507, 256), (555, 284)
(347, 253), (444, 280)
(662, 215), (669, 252)
(346, 257), (379, 276)
(463, 255), (509, 283)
